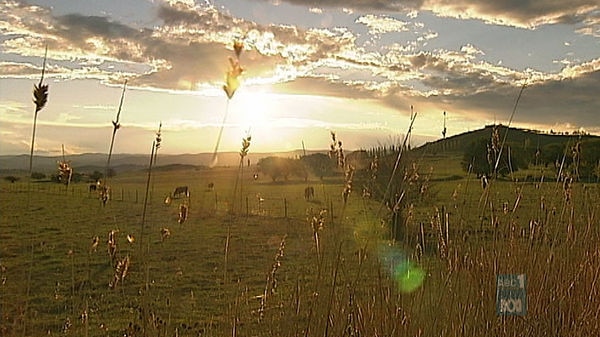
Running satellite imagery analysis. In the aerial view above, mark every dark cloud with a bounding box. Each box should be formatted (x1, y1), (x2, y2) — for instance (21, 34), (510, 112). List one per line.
(257, 0), (424, 12)
(0, 63), (39, 76)
(270, 76), (378, 99)
(55, 14), (140, 42)
(156, 3), (239, 32)
(269, 0), (598, 28)
(433, 0), (598, 27)
(411, 69), (600, 131)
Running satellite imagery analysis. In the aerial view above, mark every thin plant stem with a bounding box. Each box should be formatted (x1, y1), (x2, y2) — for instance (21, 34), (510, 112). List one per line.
(140, 140), (156, 253)
(29, 45), (48, 175)
(493, 83), (526, 176)
(106, 80), (127, 180)
(324, 241), (343, 337)
(210, 99), (230, 168)
(376, 111), (417, 219)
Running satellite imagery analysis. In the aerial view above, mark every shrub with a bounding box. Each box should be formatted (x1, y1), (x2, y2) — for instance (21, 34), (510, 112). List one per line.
(4, 176), (19, 183)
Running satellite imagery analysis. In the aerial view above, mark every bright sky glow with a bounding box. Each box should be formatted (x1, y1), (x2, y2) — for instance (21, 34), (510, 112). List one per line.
(0, 0), (598, 155)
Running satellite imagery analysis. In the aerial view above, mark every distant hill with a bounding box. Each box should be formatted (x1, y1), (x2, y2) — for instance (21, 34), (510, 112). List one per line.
(416, 124), (599, 154)
(2, 125), (598, 176)
(0, 150), (320, 175)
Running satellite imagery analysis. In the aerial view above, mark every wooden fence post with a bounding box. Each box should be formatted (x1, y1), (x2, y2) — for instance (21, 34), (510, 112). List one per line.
(284, 198), (288, 218)
(330, 199), (334, 227)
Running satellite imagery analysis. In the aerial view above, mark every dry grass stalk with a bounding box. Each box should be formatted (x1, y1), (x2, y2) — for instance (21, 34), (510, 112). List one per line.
(98, 185), (110, 206)
(329, 131), (345, 168)
(362, 155), (378, 198)
(235, 133), (252, 213)
(29, 45), (49, 174)
(90, 236), (99, 253)
(105, 80), (127, 182)
(178, 203), (188, 224)
(432, 208), (447, 260)
(109, 255), (130, 289)
(160, 228), (171, 242)
(139, 128), (161, 252)
(308, 208), (327, 260)
(342, 165), (355, 205)
(107, 229), (118, 262)
(211, 40), (245, 167)
(56, 144), (73, 187)
(257, 235), (286, 322)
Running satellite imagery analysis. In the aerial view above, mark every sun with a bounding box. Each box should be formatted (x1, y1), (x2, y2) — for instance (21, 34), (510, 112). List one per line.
(229, 90), (275, 131)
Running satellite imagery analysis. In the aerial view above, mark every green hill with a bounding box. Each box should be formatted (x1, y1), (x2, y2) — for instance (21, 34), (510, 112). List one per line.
(417, 124), (599, 154)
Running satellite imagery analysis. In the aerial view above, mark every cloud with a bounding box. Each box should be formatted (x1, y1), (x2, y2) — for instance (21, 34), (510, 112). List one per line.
(356, 14), (410, 34)
(263, 0), (599, 30)
(2, 0), (598, 141)
(257, 0), (424, 12)
(425, 0), (599, 29)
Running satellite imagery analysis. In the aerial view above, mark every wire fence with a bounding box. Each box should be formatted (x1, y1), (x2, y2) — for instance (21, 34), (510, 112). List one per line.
(2, 181), (336, 220)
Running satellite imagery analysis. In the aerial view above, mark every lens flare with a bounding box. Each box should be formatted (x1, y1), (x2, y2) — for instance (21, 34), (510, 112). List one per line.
(378, 244), (425, 293)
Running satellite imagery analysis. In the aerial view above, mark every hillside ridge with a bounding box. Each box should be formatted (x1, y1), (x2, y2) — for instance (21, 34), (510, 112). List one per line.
(2, 125), (598, 174)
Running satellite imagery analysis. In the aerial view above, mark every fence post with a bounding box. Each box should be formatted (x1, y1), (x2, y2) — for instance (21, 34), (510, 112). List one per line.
(135, 190), (138, 203)
(121, 188), (124, 201)
(284, 198), (288, 218)
(330, 199), (334, 227)
(246, 196), (249, 216)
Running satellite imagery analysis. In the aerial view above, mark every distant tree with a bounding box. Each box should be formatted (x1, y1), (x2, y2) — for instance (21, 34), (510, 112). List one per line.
(461, 138), (527, 177)
(30, 172), (46, 180)
(579, 140), (600, 181)
(4, 176), (19, 183)
(258, 157), (306, 182)
(89, 170), (103, 182)
(71, 172), (84, 183)
(540, 143), (569, 168)
(462, 138), (491, 176)
(300, 153), (335, 180)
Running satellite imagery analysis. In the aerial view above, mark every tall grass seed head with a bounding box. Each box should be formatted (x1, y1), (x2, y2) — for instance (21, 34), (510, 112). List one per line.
(33, 82), (49, 112)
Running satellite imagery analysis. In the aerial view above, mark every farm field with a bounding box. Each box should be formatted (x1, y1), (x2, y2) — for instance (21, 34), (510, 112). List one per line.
(1, 152), (600, 337)
(2, 1), (599, 336)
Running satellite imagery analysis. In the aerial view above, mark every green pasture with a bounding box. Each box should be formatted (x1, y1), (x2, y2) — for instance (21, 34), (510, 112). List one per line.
(1, 154), (599, 336)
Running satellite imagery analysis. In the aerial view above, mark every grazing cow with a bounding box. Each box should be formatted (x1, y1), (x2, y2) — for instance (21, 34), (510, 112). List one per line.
(207, 182), (214, 191)
(304, 186), (315, 201)
(89, 180), (100, 192)
(173, 186), (189, 198)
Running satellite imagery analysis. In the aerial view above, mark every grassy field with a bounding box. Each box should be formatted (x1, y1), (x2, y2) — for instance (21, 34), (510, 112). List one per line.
(1, 152), (599, 336)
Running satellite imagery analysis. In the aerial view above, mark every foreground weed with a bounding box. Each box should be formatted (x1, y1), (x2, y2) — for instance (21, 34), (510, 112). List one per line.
(29, 45), (49, 174)
(257, 235), (286, 323)
(210, 39), (245, 168)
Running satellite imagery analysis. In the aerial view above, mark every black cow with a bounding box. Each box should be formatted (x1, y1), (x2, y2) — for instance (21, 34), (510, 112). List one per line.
(173, 186), (189, 198)
(304, 186), (315, 201)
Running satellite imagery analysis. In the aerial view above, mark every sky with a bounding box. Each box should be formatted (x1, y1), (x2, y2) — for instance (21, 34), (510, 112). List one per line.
(0, 0), (598, 156)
